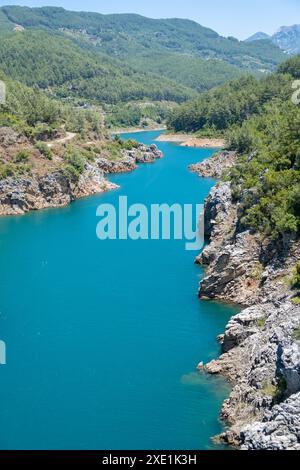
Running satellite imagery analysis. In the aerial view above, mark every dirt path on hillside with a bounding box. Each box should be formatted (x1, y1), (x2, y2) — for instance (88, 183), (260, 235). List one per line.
(47, 132), (77, 148)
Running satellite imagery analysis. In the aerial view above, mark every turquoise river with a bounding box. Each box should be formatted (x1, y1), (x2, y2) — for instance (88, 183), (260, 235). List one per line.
(0, 131), (239, 450)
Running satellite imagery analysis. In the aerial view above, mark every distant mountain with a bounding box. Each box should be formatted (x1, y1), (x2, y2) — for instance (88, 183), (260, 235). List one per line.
(246, 25), (300, 55)
(0, 6), (286, 90)
(273, 25), (300, 55)
(245, 32), (271, 42)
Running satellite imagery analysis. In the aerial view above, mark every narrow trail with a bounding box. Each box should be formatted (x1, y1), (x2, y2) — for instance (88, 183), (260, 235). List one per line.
(46, 132), (77, 148)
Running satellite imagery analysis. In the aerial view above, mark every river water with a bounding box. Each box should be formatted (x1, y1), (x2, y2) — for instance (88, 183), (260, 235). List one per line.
(0, 131), (238, 449)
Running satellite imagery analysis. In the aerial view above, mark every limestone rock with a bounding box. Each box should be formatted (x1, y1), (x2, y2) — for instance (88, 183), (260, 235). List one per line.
(189, 151), (237, 179)
(241, 393), (300, 450)
(198, 179), (300, 449)
(0, 142), (163, 215)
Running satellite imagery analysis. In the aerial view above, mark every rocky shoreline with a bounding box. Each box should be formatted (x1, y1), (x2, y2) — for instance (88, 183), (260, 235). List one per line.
(0, 143), (163, 216)
(190, 150), (237, 179)
(194, 152), (300, 449)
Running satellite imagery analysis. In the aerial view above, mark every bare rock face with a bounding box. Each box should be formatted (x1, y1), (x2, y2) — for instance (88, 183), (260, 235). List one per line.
(199, 231), (262, 305)
(96, 144), (162, 173)
(241, 393), (300, 450)
(197, 182), (261, 305)
(189, 151), (237, 179)
(279, 344), (300, 396)
(221, 305), (267, 353)
(202, 182), (233, 240)
(198, 182), (299, 306)
(0, 143), (163, 216)
(96, 156), (137, 174)
(198, 178), (300, 450)
(0, 164), (111, 215)
(206, 300), (300, 448)
(134, 144), (163, 163)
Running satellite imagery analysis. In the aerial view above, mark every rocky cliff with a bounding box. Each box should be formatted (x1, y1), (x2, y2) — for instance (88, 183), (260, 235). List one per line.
(0, 143), (162, 216)
(194, 154), (300, 450)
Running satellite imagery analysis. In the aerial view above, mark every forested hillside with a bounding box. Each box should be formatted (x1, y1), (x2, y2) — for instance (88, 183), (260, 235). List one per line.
(170, 55), (300, 240)
(167, 74), (292, 133)
(0, 70), (101, 136)
(0, 5), (286, 94)
(0, 30), (195, 104)
(226, 57), (300, 238)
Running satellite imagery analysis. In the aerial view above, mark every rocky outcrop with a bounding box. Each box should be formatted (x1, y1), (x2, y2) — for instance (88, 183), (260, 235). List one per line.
(96, 144), (162, 173)
(206, 300), (300, 447)
(190, 151), (236, 179)
(241, 393), (300, 450)
(96, 156), (137, 174)
(0, 163), (115, 215)
(197, 178), (300, 450)
(197, 182), (300, 306)
(0, 143), (163, 216)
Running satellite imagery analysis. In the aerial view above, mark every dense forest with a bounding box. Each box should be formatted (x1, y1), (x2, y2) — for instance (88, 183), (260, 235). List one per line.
(0, 5), (287, 97)
(169, 55), (300, 239)
(0, 5), (292, 129)
(227, 98), (300, 238)
(105, 102), (174, 129)
(167, 74), (292, 133)
(0, 31), (195, 105)
(0, 70), (103, 138)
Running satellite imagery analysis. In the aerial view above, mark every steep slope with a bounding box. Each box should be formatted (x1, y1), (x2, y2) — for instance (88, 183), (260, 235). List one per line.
(0, 70), (163, 215)
(167, 72), (292, 133)
(0, 30), (195, 104)
(0, 9), (14, 32)
(124, 51), (244, 92)
(188, 57), (300, 449)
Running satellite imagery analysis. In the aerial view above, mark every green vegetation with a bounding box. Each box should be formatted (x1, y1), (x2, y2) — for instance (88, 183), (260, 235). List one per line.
(0, 9), (14, 32)
(105, 102), (174, 128)
(228, 101), (300, 238)
(0, 70), (104, 139)
(251, 262), (264, 281)
(1, 5), (285, 76)
(0, 4), (287, 113)
(35, 142), (53, 160)
(256, 318), (266, 328)
(0, 5), (290, 130)
(262, 382), (278, 397)
(293, 326), (300, 340)
(125, 52), (244, 93)
(262, 377), (287, 402)
(168, 55), (300, 240)
(0, 161), (32, 180)
(63, 149), (85, 182)
(15, 149), (30, 163)
(291, 263), (300, 290)
(167, 74), (291, 133)
(0, 30), (195, 105)
(278, 55), (300, 79)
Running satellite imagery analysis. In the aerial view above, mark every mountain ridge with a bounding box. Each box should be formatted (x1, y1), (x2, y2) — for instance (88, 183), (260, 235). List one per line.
(246, 24), (300, 55)
(0, 5), (286, 77)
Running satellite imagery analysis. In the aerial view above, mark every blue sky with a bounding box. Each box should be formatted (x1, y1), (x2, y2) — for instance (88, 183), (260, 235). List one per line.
(0, 0), (299, 39)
